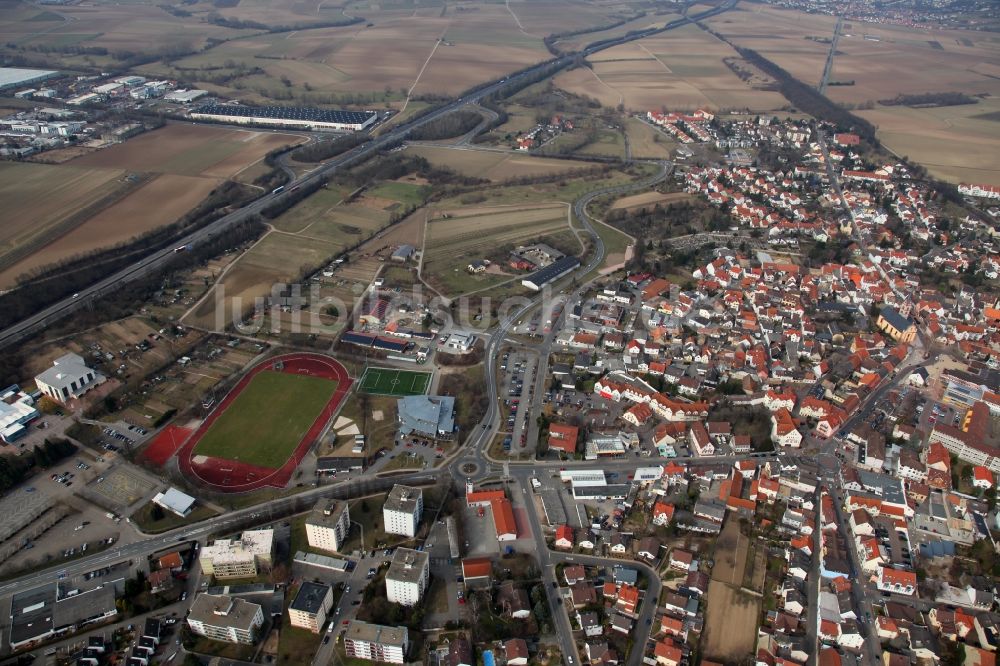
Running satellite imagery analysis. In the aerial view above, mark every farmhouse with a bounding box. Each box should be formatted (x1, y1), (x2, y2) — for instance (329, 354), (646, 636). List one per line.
(35, 353), (104, 403)
(190, 104), (377, 132)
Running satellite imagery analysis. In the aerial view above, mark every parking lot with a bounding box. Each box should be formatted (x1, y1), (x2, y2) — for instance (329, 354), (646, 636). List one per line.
(499, 351), (536, 452)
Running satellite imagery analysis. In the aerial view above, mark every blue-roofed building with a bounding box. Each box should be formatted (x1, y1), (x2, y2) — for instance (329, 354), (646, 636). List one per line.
(483, 649), (496, 666)
(521, 255), (580, 291)
(341, 332), (376, 348)
(919, 540), (956, 559)
(397, 395), (456, 440)
(190, 104), (377, 131)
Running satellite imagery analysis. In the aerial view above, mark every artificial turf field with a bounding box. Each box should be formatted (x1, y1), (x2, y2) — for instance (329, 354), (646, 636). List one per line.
(359, 367), (432, 396)
(192, 371), (338, 469)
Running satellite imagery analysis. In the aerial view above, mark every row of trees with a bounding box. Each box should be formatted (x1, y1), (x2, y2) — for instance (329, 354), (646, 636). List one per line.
(0, 437), (76, 494)
(291, 133), (369, 163)
(408, 110), (483, 141)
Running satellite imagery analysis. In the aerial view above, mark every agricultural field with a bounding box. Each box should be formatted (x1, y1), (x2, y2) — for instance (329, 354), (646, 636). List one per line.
(551, 12), (675, 53)
(610, 190), (693, 212)
(0, 1), (251, 69)
(554, 23), (785, 112)
(186, 232), (342, 330)
(71, 124), (302, 178)
(0, 124), (302, 288)
(143, 5), (551, 105)
(404, 145), (595, 181)
(0, 162), (126, 282)
(192, 371), (338, 469)
(1, 175), (220, 286)
(421, 203), (575, 297)
(702, 518), (760, 662)
(623, 117), (676, 159)
(858, 99), (1000, 186)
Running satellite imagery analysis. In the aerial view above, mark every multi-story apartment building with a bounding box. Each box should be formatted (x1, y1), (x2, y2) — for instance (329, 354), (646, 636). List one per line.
(305, 499), (350, 553)
(199, 530), (274, 579)
(288, 582), (333, 633)
(383, 485), (423, 537)
(186, 594), (263, 645)
(343, 621), (408, 664)
(385, 548), (429, 606)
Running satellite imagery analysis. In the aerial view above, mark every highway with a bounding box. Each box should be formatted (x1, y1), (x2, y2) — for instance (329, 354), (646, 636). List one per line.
(0, 0), (734, 350)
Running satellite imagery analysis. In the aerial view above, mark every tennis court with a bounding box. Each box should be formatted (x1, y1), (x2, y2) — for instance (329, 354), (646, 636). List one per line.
(359, 367), (432, 396)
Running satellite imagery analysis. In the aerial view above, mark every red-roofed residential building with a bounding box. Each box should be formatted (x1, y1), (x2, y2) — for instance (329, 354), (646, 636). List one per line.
(877, 566), (917, 596)
(554, 525), (574, 550)
(653, 640), (682, 666)
(652, 502), (675, 526)
(974, 466), (994, 489)
(616, 584), (640, 616)
(548, 423), (579, 455)
(771, 408), (802, 448)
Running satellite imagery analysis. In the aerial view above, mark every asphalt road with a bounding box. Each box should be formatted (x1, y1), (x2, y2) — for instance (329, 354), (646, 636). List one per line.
(0, 1), (733, 350)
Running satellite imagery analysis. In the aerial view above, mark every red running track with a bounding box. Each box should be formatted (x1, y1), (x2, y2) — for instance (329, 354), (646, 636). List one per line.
(175, 353), (352, 493)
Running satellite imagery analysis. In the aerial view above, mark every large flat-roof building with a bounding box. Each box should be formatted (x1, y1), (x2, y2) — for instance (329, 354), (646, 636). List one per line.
(397, 395), (455, 440)
(0, 385), (39, 443)
(306, 499), (351, 553)
(200, 530), (274, 579)
(186, 594), (263, 645)
(190, 104), (377, 132)
(521, 255), (580, 291)
(34, 353), (104, 403)
(0, 67), (58, 91)
(288, 582), (333, 633)
(383, 485), (423, 537)
(343, 620), (408, 664)
(385, 548), (429, 606)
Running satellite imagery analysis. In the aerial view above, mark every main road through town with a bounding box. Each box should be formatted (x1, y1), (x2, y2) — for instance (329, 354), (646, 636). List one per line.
(0, 0), (734, 349)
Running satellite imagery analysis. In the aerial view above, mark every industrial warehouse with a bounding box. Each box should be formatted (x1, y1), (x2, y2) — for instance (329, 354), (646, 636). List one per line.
(189, 104), (378, 131)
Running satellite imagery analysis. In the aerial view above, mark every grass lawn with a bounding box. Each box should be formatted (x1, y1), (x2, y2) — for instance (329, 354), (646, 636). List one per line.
(131, 502), (218, 534)
(188, 634), (259, 661)
(276, 583), (323, 666)
(193, 371), (337, 468)
(368, 181), (430, 206)
(359, 367), (431, 396)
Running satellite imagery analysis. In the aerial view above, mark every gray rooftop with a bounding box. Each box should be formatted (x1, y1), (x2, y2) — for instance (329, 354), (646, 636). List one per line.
(386, 547), (428, 585)
(307, 499), (349, 528)
(397, 395), (455, 437)
(35, 353), (94, 390)
(188, 594), (261, 631)
(384, 485), (422, 514)
(344, 620), (408, 648)
(289, 582), (330, 615)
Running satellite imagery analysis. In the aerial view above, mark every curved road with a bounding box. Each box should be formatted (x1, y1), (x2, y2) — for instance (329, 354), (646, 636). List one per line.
(0, 0), (734, 348)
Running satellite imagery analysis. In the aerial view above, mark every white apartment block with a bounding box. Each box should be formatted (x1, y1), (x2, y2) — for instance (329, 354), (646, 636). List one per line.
(385, 548), (429, 606)
(383, 485), (423, 537)
(186, 594), (263, 645)
(199, 529), (274, 579)
(343, 621), (408, 664)
(305, 499), (350, 553)
(288, 582), (333, 633)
